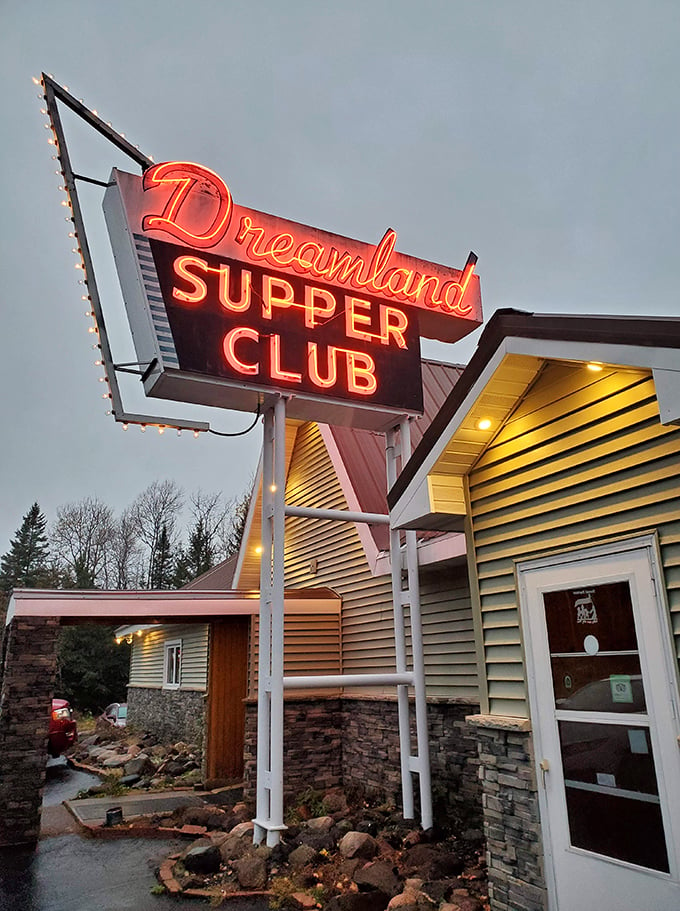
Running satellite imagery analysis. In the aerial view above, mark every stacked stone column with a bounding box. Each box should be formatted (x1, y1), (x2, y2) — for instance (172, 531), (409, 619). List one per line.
(0, 616), (60, 846)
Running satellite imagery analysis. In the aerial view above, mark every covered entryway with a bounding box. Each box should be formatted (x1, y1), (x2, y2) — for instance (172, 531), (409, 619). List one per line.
(0, 587), (338, 846)
(518, 537), (680, 910)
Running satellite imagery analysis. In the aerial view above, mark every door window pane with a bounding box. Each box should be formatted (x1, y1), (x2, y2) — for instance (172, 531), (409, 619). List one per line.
(544, 581), (647, 713)
(559, 720), (668, 872)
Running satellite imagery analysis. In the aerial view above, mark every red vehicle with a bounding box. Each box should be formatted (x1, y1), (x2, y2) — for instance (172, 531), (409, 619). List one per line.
(48, 698), (77, 757)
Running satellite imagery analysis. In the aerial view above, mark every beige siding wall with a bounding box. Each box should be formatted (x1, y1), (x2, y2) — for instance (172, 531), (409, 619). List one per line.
(467, 364), (680, 718)
(129, 623), (209, 691)
(282, 422), (479, 701)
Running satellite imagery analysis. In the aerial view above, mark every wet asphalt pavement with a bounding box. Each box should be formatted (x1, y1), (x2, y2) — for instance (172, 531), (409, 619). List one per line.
(0, 758), (268, 911)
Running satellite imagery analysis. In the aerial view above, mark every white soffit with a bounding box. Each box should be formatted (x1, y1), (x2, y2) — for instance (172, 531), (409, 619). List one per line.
(6, 588), (340, 624)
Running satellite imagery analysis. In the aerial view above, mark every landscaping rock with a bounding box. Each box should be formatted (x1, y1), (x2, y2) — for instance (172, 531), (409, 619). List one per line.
(306, 815), (335, 832)
(118, 774), (141, 787)
(233, 854), (268, 890)
(338, 831), (378, 860)
(401, 844), (441, 877)
(102, 755), (128, 769)
(386, 889), (420, 910)
(326, 892), (390, 911)
(183, 843), (222, 874)
(295, 829), (335, 852)
(446, 890), (484, 911)
(353, 860), (400, 897)
(230, 820), (254, 838)
(430, 851), (465, 879)
(218, 832), (251, 862)
(289, 844), (318, 868)
(123, 753), (154, 777)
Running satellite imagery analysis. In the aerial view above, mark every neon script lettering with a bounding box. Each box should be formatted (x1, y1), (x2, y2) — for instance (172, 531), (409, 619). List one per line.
(142, 161), (476, 316)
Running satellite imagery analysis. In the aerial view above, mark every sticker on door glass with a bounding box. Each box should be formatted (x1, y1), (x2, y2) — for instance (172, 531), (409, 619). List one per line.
(610, 674), (633, 703)
(628, 728), (649, 754)
(574, 590), (598, 624)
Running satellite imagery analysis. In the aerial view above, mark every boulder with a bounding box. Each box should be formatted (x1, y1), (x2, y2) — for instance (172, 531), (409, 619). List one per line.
(326, 892), (389, 911)
(218, 832), (251, 862)
(306, 815), (335, 832)
(289, 844), (318, 868)
(353, 860), (400, 897)
(123, 753), (154, 777)
(233, 854), (268, 890)
(338, 831), (378, 860)
(183, 843), (222, 874)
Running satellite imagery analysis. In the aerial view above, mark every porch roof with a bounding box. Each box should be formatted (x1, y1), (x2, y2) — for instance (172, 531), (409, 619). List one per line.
(6, 587), (341, 625)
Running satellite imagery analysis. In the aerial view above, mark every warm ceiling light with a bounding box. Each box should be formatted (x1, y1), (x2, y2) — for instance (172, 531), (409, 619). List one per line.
(477, 418), (492, 431)
(255, 545), (263, 555)
(586, 363), (604, 372)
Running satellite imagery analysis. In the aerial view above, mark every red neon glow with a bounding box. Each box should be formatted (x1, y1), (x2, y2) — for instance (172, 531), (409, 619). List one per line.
(345, 350), (377, 395)
(142, 161), (232, 249)
(270, 334), (302, 383)
(138, 162), (478, 325)
(263, 275), (296, 320)
(304, 286), (336, 328)
(380, 305), (408, 348)
(223, 327), (259, 375)
(308, 343), (338, 388)
(218, 265), (251, 312)
(173, 255), (209, 303)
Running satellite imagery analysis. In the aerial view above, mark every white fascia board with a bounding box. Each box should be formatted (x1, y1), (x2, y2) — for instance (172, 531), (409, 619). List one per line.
(652, 369), (680, 425)
(390, 341), (511, 524)
(507, 335), (680, 372)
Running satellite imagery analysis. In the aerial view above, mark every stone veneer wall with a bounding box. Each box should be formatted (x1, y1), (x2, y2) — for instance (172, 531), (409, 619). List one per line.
(127, 686), (206, 748)
(342, 696), (482, 827)
(243, 695), (481, 830)
(244, 696), (343, 802)
(0, 616), (60, 846)
(468, 717), (548, 911)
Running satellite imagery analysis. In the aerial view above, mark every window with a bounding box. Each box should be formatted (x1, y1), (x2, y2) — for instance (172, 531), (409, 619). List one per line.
(164, 639), (182, 689)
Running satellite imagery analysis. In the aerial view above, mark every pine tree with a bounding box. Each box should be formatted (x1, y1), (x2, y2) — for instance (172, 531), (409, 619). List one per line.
(149, 523), (174, 589)
(0, 503), (52, 592)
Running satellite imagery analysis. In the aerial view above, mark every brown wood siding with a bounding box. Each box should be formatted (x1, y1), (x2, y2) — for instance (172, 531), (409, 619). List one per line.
(467, 364), (680, 718)
(206, 618), (249, 781)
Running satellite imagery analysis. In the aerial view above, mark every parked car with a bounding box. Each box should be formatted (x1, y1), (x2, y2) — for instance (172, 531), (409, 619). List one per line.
(100, 702), (127, 727)
(48, 698), (78, 757)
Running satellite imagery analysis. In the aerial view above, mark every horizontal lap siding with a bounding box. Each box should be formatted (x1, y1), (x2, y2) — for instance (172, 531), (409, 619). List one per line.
(281, 422), (479, 701)
(468, 366), (680, 718)
(129, 623), (209, 690)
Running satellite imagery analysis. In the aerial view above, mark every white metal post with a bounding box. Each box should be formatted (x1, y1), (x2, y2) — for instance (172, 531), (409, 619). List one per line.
(400, 418), (433, 830)
(386, 428), (415, 820)
(268, 395), (287, 845)
(254, 407), (274, 845)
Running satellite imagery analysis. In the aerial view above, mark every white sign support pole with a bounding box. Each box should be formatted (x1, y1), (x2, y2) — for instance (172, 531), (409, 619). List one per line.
(253, 397), (288, 847)
(400, 418), (433, 830)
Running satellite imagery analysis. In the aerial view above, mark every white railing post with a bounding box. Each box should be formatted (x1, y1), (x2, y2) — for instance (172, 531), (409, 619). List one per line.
(386, 428), (415, 820)
(400, 418), (433, 830)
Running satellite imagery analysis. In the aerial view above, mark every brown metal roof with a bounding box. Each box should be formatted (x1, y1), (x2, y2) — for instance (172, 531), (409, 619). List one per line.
(388, 308), (680, 509)
(327, 359), (464, 551)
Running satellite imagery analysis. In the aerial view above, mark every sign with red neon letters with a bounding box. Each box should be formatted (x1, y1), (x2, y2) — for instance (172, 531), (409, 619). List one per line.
(104, 161), (481, 424)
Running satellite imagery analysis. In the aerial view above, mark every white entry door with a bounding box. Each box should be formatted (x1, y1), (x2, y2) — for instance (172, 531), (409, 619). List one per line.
(518, 537), (680, 911)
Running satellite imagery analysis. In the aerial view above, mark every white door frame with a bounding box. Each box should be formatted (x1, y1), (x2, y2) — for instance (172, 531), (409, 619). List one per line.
(517, 533), (680, 911)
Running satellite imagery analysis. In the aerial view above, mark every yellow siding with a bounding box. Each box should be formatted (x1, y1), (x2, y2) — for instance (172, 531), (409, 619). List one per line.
(129, 623), (209, 691)
(467, 364), (680, 718)
(280, 422), (479, 700)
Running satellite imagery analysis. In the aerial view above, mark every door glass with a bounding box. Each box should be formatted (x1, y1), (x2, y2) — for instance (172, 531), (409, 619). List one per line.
(544, 581), (646, 712)
(558, 720), (669, 872)
(544, 580), (670, 872)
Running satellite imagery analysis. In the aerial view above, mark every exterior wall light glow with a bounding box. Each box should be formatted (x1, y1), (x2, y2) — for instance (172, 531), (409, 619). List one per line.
(477, 418), (492, 431)
(255, 545), (263, 555)
(587, 363), (604, 372)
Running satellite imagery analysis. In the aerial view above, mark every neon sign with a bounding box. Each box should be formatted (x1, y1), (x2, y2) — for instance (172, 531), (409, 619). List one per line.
(139, 161), (480, 327)
(103, 162), (482, 430)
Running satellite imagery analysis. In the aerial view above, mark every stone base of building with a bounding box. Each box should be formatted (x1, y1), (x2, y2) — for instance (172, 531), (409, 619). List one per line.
(468, 715), (548, 911)
(0, 616), (60, 846)
(127, 686), (206, 749)
(244, 695), (481, 830)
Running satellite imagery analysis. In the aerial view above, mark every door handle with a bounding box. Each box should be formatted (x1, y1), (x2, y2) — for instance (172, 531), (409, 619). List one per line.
(539, 758), (550, 787)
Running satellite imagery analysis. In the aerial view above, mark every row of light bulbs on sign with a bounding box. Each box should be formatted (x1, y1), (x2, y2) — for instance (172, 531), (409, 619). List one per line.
(34, 74), (204, 440)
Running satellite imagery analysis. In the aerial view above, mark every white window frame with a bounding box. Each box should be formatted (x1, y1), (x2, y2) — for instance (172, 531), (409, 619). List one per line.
(163, 638), (182, 689)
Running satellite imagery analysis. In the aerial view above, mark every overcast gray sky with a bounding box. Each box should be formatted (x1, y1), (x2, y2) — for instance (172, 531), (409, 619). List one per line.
(1, 1), (679, 556)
